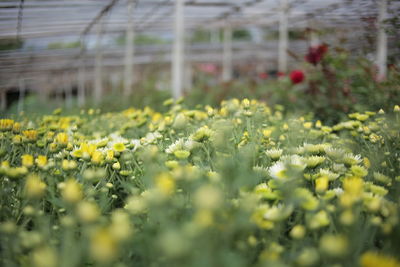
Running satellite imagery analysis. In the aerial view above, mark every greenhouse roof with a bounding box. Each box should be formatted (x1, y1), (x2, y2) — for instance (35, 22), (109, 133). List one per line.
(0, 0), (391, 39)
(0, 0), (398, 91)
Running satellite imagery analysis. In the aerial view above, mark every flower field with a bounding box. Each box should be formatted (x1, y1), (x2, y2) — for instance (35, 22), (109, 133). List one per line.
(1, 99), (400, 267)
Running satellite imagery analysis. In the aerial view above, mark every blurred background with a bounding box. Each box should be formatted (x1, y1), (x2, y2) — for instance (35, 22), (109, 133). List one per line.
(0, 0), (399, 121)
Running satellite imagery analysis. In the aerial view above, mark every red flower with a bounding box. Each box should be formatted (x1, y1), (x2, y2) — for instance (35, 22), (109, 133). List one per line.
(277, 71), (285, 78)
(305, 44), (328, 65)
(258, 72), (268, 79)
(290, 70), (305, 84)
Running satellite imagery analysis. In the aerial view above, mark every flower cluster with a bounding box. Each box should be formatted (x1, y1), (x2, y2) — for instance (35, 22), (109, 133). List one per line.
(0, 99), (399, 267)
(305, 44), (328, 65)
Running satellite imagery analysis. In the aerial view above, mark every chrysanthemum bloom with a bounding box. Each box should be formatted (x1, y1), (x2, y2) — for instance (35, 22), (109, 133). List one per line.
(305, 44), (328, 65)
(290, 70), (305, 84)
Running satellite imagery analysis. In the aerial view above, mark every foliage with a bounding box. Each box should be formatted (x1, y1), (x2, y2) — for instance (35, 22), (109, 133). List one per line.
(232, 29), (252, 41)
(0, 38), (24, 51)
(47, 41), (81, 49)
(0, 99), (400, 267)
(186, 46), (400, 124)
(116, 34), (169, 46)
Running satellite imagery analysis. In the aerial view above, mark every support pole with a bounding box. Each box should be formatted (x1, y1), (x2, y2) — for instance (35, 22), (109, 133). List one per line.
(376, 0), (387, 80)
(222, 24), (232, 82)
(308, 20), (319, 47)
(124, 0), (135, 96)
(18, 79), (25, 113)
(278, 0), (289, 73)
(78, 38), (86, 107)
(0, 89), (7, 111)
(65, 73), (73, 108)
(172, 0), (184, 99)
(94, 20), (104, 103)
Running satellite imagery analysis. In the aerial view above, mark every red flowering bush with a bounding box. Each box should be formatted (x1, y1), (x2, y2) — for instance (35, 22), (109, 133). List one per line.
(290, 70), (305, 84)
(305, 44), (328, 65)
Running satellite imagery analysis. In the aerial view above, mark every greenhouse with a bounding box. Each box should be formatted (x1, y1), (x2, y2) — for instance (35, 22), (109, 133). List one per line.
(0, 0), (399, 266)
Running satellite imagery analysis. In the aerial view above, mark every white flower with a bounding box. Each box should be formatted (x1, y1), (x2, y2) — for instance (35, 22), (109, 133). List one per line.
(264, 204), (293, 221)
(324, 147), (346, 159)
(107, 133), (128, 148)
(319, 169), (340, 180)
(269, 161), (287, 179)
(332, 188), (344, 196)
(130, 139), (141, 151)
(166, 138), (199, 154)
(281, 155), (306, 171)
(140, 132), (162, 145)
(265, 148), (283, 160)
(342, 153), (362, 165)
(109, 133), (128, 143)
(166, 139), (184, 154)
(184, 139), (200, 150)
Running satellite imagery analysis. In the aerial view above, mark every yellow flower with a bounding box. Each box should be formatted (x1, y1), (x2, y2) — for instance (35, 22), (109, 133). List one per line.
(21, 154), (34, 168)
(262, 128), (273, 138)
(373, 172), (392, 185)
(174, 150), (190, 159)
(251, 205), (274, 230)
(356, 114), (369, 121)
(290, 225), (306, 239)
(340, 209), (354, 225)
(112, 142), (126, 152)
(25, 174), (47, 199)
(90, 228), (118, 263)
(61, 160), (77, 171)
(91, 150), (104, 165)
(12, 122), (21, 132)
(109, 210), (132, 242)
(22, 129), (38, 141)
(0, 119), (14, 130)
(340, 177), (364, 207)
(319, 234), (348, 257)
(363, 157), (371, 168)
(259, 242), (284, 261)
(81, 143), (97, 157)
(35, 155), (47, 168)
(303, 122), (312, 129)
(191, 126), (213, 142)
(308, 210), (330, 229)
(55, 132), (68, 145)
(351, 165), (368, 177)
(315, 176), (329, 193)
(12, 134), (23, 144)
(71, 149), (83, 158)
(31, 246), (57, 267)
(112, 161), (121, 170)
(194, 209), (214, 227)
(360, 251), (400, 267)
(61, 179), (83, 203)
(76, 201), (100, 223)
(194, 185), (222, 210)
(304, 156), (325, 168)
(165, 160), (179, 169)
(155, 173), (175, 196)
(106, 150), (114, 162)
(296, 247), (319, 266)
(125, 196), (147, 214)
(343, 177), (363, 196)
(265, 149), (283, 160)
